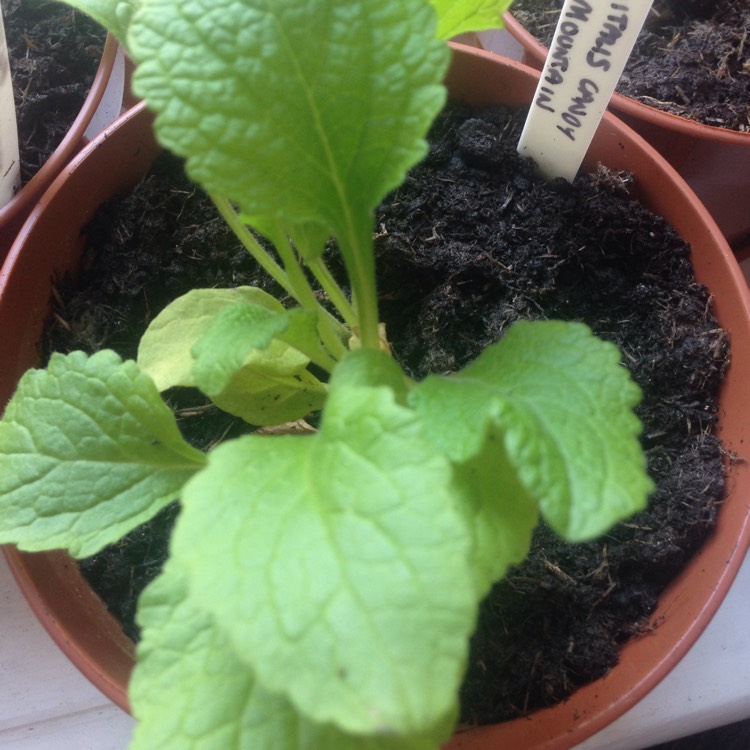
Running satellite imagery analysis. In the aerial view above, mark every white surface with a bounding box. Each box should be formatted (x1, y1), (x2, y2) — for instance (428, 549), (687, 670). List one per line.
(0, 554), (135, 749)
(1, 549), (749, 749)
(476, 28), (525, 61)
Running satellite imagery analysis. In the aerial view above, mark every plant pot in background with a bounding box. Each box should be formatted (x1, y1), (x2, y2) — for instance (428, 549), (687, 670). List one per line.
(1, 46), (750, 749)
(0, 32), (123, 262)
(480, 12), (750, 264)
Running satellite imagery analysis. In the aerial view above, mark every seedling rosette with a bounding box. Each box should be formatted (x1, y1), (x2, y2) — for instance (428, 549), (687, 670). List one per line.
(0, 2), (652, 749)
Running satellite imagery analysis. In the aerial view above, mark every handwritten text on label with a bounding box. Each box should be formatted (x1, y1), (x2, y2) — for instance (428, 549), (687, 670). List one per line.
(533, 1), (634, 142)
(518, 0), (652, 181)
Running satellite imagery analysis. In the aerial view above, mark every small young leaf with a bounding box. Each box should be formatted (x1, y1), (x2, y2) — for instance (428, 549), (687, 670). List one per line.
(138, 287), (284, 392)
(131, 561), (454, 750)
(190, 303), (332, 394)
(139, 287), (329, 425)
(0, 350), (205, 558)
(170, 350), (477, 735)
(206, 364), (327, 426)
(190, 302), (328, 425)
(277, 307), (337, 368)
(411, 320), (653, 542)
(191, 302), (300, 395)
(430, 0), (512, 40)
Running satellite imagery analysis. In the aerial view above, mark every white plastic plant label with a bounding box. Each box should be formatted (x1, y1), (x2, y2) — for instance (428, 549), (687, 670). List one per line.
(0, 4), (20, 208)
(517, 0), (653, 181)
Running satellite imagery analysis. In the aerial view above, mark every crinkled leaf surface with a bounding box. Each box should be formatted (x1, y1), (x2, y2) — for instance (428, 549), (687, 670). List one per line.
(0, 350), (204, 557)
(125, 0), (449, 234)
(138, 287), (284, 391)
(191, 302), (305, 393)
(430, 0), (512, 39)
(191, 303), (325, 393)
(191, 302), (328, 425)
(171, 350), (477, 735)
(410, 320), (652, 541)
(131, 561), (454, 750)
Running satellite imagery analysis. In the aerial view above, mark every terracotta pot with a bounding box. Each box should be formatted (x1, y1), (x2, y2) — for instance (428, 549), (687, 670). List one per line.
(0, 33), (124, 263)
(492, 12), (750, 256)
(2, 45), (750, 748)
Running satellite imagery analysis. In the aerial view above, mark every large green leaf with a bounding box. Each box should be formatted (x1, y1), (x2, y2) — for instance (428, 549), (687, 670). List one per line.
(125, 0), (449, 235)
(410, 320), (653, 541)
(0, 350), (204, 557)
(170, 350), (477, 735)
(130, 561), (454, 750)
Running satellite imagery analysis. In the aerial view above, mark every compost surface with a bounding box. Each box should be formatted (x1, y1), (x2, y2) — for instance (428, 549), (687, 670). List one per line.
(44, 103), (728, 723)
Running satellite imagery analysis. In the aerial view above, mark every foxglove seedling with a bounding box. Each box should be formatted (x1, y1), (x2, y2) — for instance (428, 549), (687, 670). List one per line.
(0, 1), (652, 748)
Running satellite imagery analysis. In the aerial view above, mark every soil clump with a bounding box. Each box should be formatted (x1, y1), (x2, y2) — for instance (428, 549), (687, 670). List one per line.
(44, 103), (728, 723)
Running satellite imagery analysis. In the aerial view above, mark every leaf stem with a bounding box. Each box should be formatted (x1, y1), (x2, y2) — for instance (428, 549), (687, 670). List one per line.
(341, 220), (380, 351)
(210, 195), (295, 300)
(272, 228), (350, 363)
(273, 230), (326, 313)
(212, 195), (350, 364)
(293, 336), (339, 375)
(307, 257), (358, 329)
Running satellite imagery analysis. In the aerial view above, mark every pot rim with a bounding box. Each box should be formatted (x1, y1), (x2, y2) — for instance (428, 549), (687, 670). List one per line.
(2, 47), (750, 750)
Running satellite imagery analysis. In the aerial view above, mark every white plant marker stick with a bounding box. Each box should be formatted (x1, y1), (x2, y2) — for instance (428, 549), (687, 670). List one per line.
(0, 2), (19, 207)
(518, 0), (653, 182)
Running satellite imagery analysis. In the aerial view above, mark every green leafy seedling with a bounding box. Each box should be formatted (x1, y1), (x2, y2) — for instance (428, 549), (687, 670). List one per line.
(0, 1), (653, 749)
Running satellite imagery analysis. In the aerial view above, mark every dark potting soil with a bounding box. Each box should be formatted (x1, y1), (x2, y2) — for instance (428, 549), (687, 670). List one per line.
(5, 0), (106, 184)
(44, 104), (728, 723)
(511, 0), (750, 131)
